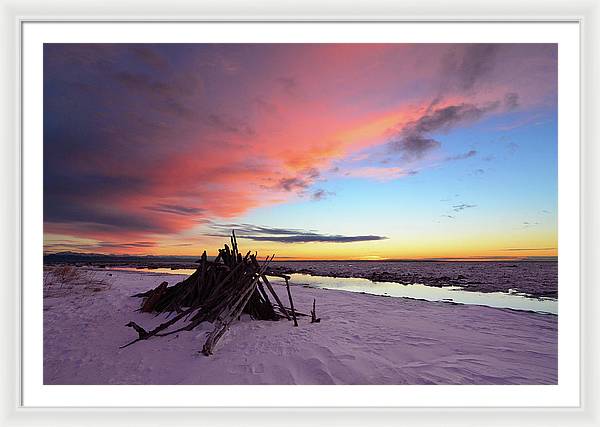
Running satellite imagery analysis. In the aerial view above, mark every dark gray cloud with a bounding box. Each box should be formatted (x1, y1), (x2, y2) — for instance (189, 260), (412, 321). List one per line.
(210, 223), (314, 236)
(43, 174), (174, 234)
(97, 241), (156, 248)
(206, 113), (255, 136)
(208, 223), (387, 244)
(44, 240), (158, 253)
(436, 44), (500, 95)
(239, 234), (387, 243)
(504, 92), (520, 110)
(391, 135), (440, 161)
(253, 97), (278, 114)
(110, 53), (203, 119)
(445, 150), (477, 162)
(390, 102), (499, 161)
(276, 77), (297, 94)
(456, 44), (499, 90)
(129, 46), (169, 70)
(412, 103), (499, 134)
(452, 204), (477, 212)
(278, 177), (308, 192)
(46, 205), (172, 234)
(44, 173), (149, 201)
(113, 71), (173, 96)
(112, 70), (195, 119)
(145, 204), (204, 216)
(390, 44), (511, 163)
(276, 168), (320, 192)
(155, 100), (195, 119)
(311, 189), (335, 201)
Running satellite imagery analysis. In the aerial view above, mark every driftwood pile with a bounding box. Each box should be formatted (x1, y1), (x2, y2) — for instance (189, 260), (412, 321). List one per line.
(121, 231), (314, 355)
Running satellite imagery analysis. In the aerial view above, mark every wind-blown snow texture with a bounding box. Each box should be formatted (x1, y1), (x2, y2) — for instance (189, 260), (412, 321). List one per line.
(43, 269), (557, 385)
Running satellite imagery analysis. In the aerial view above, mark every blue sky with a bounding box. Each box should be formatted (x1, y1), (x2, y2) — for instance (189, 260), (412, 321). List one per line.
(43, 43), (558, 259)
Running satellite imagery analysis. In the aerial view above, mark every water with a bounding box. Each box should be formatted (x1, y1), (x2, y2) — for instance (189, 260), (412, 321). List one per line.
(111, 266), (198, 276)
(110, 266), (557, 315)
(272, 274), (557, 315)
(270, 260), (558, 298)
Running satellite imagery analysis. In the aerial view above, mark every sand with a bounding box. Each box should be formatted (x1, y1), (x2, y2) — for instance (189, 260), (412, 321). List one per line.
(43, 268), (557, 385)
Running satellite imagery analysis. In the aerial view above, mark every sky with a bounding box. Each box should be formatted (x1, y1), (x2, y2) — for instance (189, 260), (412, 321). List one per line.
(43, 43), (558, 260)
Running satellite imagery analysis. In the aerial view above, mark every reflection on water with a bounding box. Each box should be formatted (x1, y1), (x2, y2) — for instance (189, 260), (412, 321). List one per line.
(271, 274), (557, 315)
(110, 267), (557, 315)
(272, 260), (558, 298)
(111, 266), (198, 276)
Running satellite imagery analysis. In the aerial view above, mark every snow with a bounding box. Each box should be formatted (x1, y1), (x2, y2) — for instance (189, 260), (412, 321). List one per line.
(43, 268), (557, 385)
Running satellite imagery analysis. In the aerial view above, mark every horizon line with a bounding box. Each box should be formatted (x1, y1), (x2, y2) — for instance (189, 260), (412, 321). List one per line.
(43, 251), (558, 262)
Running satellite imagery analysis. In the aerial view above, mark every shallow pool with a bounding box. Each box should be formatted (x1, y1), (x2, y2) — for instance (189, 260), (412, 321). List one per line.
(109, 267), (557, 315)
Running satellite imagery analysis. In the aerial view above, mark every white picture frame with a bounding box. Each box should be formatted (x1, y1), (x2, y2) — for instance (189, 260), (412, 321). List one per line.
(1, 0), (599, 426)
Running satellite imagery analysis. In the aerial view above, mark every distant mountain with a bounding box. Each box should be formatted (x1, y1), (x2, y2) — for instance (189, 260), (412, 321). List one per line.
(43, 251), (557, 265)
(43, 252), (205, 265)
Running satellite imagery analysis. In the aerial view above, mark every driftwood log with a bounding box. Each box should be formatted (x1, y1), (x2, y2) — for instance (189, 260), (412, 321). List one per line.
(310, 299), (321, 323)
(285, 277), (298, 327)
(140, 281), (168, 313)
(121, 232), (313, 355)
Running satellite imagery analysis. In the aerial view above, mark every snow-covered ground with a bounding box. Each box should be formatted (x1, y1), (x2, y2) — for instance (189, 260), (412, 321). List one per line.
(43, 268), (557, 385)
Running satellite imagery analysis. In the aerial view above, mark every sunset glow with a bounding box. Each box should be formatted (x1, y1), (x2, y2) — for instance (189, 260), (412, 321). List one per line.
(43, 43), (557, 260)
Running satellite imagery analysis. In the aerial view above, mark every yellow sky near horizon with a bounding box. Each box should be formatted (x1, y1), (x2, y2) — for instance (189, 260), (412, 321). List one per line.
(44, 228), (557, 261)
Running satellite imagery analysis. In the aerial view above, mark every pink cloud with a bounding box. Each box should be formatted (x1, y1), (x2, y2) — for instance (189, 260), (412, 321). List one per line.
(44, 44), (556, 252)
(343, 166), (415, 181)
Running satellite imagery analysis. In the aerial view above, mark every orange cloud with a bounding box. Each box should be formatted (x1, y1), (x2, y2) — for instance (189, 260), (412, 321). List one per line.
(43, 44), (557, 253)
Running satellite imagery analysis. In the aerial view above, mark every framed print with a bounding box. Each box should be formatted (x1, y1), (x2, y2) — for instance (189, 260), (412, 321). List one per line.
(1, 0), (599, 426)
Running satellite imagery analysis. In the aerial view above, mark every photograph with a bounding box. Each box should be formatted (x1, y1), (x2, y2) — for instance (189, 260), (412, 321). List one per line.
(42, 42), (558, 385)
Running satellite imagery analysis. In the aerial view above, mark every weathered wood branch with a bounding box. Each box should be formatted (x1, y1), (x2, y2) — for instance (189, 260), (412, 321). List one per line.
(285, 277), (298, 327)
(121, 232), (303, 355)
(310, 299), (321, 323)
